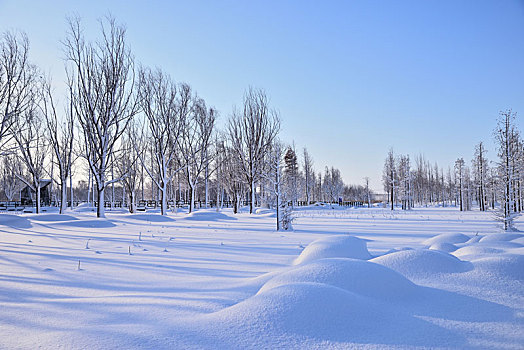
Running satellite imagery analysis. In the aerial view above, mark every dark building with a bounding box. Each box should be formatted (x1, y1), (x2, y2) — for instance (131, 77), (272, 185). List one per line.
(21, 179), (52, 206)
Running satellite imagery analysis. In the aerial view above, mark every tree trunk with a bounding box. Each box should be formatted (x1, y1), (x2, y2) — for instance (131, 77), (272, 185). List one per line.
(97, 186), (105, 218)
(250, 180), (255, 214)
(161, 184), (167, 215)
(87, 171), (92, 206)
(276, 193), (280, 231)
(205, 161), (209, 208)
(60, 180), (67, 214)
(36, 184), (41, 214)
(188, 183), (195, 213)
(233, 191), (239, 214)
(129, 190), (135, 213)
(69, 171), (74, 209)
(216, 181), (220, 212)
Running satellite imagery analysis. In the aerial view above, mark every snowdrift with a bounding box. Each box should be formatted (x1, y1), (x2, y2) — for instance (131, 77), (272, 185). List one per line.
(259, 258), (418, 301)
(428, 242), (458, 252)
(371, 249), (473, 279)
(423, 232), (470, 246)
(0, 214), (32, 229)
(189, 230), (521, 348)
(197, 281), (460, 348)
(184, 210), (237, 221)
(293, 235), (371, 265)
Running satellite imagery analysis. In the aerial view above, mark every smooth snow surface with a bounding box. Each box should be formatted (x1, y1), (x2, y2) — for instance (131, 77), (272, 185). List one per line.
(293, 235), (372, 265)
(423, 232), (470, 246)
(0, 207), (522, 349)
(372, 249), (473, 278)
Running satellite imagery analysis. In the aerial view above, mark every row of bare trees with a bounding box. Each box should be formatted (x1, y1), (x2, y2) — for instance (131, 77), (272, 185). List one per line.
(382, 110), (523, 230)
(1, 16), (370, 226)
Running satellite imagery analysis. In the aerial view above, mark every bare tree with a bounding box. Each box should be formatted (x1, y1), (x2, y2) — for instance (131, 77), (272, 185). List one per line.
(1, 155), (21, 200)
(179, 91), (216, 213)
(13, 102), (48, 213)
(264, 140), (289, 230)
(64, 16), (139, 218)
(322, 166), (344, 204)
(383, 148), (396, 210)
(222, 144), (245, 214)
(472, 142), (488, 211)
(136, 67), (184, 215)
(455, 158), (465, 211)
(302, 147), (314, 205)
(116, 125), (141, 213)
(0, 31), (36, 149)
(364, 176), (371, 208)
(213, 135), (228, 211)
(40, 78), (74, 214)
(227, 87), (280, 214)
(494, 110), (520, 230)
(397, 154), (412, 210)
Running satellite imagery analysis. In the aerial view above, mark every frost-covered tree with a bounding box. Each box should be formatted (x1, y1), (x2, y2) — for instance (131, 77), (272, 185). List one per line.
(40, 78), (74, 214)
(136, 68), (184, 215)
(284, 146), (299, 206)
(213, 136), (228, 211)
(322, 166), (344, 204)
(264, 140), (287, 230)
(0, 31), (36, 149)
(454, 158), (465, 211)
(1, 155), (21, 200)
(116, 125), (141, 213)
(397, 154), (412, 210)
(494, 110), (520, 230)
(227, 87), (280, 214)
(383, 148), (396, 210)
(364, 177), (371, 208)
(179, 91), (216, 213)
(65, 16), (139, 218)
(222, 144), (245, 214)
(302, 147), (314, 204)
(472, 142), (488, 211)
(13, 102), (48, 213)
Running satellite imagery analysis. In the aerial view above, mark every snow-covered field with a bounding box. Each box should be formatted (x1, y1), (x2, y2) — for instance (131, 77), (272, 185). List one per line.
(0, 205), (522, 349)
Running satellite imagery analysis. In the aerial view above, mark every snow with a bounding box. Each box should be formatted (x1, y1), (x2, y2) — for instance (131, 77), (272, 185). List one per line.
(372, 249), (473, 278)
(0, 207), (522, 349)
(293, 235), (372, 265)
(258, 258), (418, 301)
(423, 232), (470, 246)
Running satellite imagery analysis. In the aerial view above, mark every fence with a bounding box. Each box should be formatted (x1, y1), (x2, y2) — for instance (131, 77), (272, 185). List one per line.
(0, 199), (366, 211)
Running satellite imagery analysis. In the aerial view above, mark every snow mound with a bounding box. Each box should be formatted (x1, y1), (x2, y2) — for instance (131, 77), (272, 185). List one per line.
(254, 208), (275, 216)
(428, 242), (458, 252)
(293, 235), (371, 265)
(372, 249), (472, 278)
(184, 211), (237, 221)
(423, 233), (470, 246)
(258, 258), (418, 301)
(126, 214), (175, 222)
(479, 233), (524, 243)
(471, 254), (524, 281)
(0, 214), (32, 229)
(72, 204), (96, 212)
(200, 282), (458, 347)
(452, 245), (503, 259)
(27, 214), (78, 222)
(55, 219), (116, 228)
(254, 208), (276, 218)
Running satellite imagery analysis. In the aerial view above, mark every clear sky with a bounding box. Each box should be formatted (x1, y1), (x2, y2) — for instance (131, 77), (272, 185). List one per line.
(1, 0), (523, 191)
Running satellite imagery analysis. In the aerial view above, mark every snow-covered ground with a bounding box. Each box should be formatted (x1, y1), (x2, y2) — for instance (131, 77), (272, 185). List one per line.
(0, 205), (522, 349)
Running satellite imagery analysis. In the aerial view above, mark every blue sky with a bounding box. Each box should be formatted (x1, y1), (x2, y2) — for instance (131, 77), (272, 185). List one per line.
(1, 0), (523, 191)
